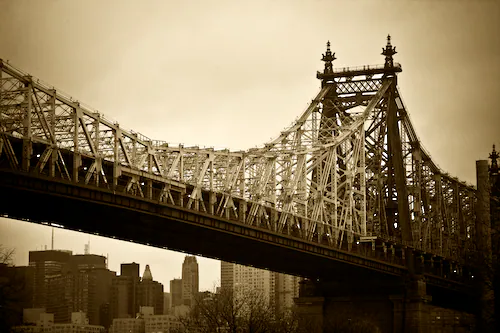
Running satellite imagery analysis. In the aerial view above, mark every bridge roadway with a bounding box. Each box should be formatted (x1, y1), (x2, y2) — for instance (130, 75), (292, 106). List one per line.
(0, 140), (474, 299)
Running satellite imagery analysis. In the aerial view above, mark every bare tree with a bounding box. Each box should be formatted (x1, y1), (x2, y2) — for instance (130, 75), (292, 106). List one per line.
(0, 245), (14, 265)
(0, 245), (21, 332)
(174, 287), (301, 333)
(172, 285), (381, 333)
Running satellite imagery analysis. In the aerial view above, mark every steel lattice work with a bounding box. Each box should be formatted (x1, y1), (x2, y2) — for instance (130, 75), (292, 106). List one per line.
(0, 36), (476, 266)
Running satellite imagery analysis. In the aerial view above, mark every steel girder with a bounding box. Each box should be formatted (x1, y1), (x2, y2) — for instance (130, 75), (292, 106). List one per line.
(0, 59), (475, 265)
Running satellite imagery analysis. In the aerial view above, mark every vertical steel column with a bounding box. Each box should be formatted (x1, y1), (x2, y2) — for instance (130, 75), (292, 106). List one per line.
(22, 78), (32, 172)
(413, 146), (423, 246)
(433, 174), (443, 256)
(386, 78), (414, 274)
(73, 107), (80, 182)
(239, 157), (246, 223)
(94, 116), (100, 186)
(386, 79), (412, 244)
(360, 128), (367, 236)
(475, 160), (495, 332)
(113, 127), (121, 191)
(49, 90), (57, 177)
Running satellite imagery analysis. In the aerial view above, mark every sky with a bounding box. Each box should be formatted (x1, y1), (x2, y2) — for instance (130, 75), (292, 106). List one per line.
(0, 0), (499, 291)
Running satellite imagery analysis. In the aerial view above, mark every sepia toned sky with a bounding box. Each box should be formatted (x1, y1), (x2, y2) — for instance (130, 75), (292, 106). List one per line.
(0, 0), (499, 291)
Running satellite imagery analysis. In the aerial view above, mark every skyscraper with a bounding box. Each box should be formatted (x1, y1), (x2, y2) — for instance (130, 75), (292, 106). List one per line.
(233, 263), (272, 303)
(170, 279), (183, 308)
(220, 262), (300, 315)
(163, 293), (171, 315)
(220, 261), (233, 291)
(110, 263), (140, 319)
(29, 250), (72, 309)
(181, 256), (199, 307)
(137, 265), (164, 315)
(110, 275), (135, 319)
(273, 273), (300, 314)
(120, 263), (139, 280)
(70, 255), (114, 326)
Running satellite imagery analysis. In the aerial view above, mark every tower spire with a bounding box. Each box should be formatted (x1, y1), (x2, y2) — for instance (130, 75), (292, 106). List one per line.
(490, 144), (499, 175)
(321, 40), (336, 74)
(382, 34), (397, 69)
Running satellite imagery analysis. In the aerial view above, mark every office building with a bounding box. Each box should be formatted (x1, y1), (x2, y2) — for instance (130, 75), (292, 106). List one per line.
(163, 292), (171, 315)
(181, 256), (199, 306)
(29, 250), (72, 309)
(137, 265), (164, 315)
(170, 278), (183, 308)
(220, 261), (234, 291)
(220, 262), (300, 314)
(40, 253), (114, 325)
(273, 273), (300, 314)
(110, 263), (140, 319)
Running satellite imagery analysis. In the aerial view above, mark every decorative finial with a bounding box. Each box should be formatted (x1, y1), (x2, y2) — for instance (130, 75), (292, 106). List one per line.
(490, 144), (499, 175)
(321, 40), (336, 74)
(382, 34), (397, 69)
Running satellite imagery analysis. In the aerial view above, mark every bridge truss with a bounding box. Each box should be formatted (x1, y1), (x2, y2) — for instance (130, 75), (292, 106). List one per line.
(0, 36), (476, 266)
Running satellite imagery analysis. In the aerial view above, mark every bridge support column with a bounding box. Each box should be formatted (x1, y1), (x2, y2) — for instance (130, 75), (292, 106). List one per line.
(49, 147), (57, 177)
(402, 276), (430, 333)
(73, 153), (81, 182)
(294, 279), (324, 333)
(145, 180), (153, 199)
(22, 139), (32, 172)
(239, 200), (247, 223)
(476, 160), (495, 332)
(295, 276), (436, 333)
(209, 192), (216, 215)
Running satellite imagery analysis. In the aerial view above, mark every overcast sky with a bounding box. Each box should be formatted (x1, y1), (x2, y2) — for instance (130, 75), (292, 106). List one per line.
(0, 0), (499, 291)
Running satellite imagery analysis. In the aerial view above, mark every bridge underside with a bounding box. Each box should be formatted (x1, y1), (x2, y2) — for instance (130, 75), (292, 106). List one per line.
(0, 169), (475, 311)
(0, 168), (404, 281)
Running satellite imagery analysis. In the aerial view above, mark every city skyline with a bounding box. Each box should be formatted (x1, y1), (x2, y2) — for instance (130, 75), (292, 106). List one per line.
(0, 219), (220, 293)
(1, 0), (499, 297)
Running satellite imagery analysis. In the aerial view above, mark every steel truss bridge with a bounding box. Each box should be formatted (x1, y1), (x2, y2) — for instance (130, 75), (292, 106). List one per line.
(0, 37), (477, 293)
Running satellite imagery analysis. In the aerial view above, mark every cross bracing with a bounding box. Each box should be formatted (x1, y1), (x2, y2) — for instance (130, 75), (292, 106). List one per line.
(0, 38), (476, 268)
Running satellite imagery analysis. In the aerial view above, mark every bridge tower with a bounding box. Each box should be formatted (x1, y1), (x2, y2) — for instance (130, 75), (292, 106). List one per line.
(294, 36), (466, 333)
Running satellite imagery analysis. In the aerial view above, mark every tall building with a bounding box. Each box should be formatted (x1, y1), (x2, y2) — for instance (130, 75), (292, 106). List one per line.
(233, 263), (272, 303)
(69, 254), (114, 326)
(110, 275), (135, 319)
(46, 271), (73, 323)
(29, 250), (72, 309)
(181, 256), (199, 306)
(170, 279), (183, 307)
(163, 293), (171, 315)
(120, 263), (139, 280)
(110, 263), (140, 320)
(70, 254), (107, 270)
(137, 265), (164, 315)
(44, 254), (114, 326)
(220, 262), (300, 315)
(273, 273), (300, 314)
(220, 261), (233, 291)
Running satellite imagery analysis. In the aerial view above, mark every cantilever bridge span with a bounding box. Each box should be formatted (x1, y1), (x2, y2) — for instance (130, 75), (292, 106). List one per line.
(0, 38), (477, 297)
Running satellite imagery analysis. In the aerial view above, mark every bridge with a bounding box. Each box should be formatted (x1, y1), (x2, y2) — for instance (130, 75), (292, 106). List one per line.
(0, 37), (484, 332)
